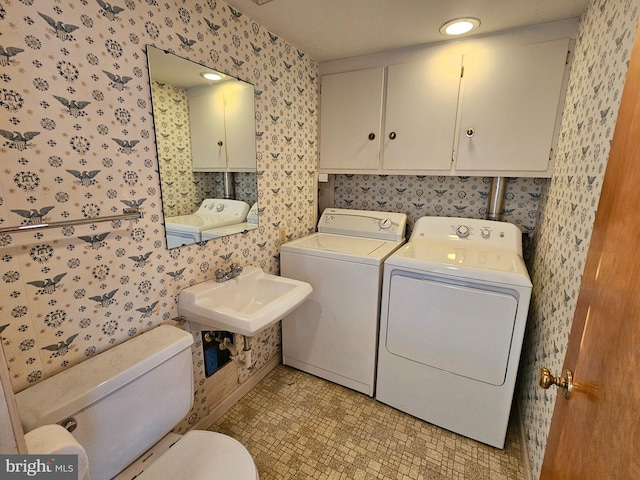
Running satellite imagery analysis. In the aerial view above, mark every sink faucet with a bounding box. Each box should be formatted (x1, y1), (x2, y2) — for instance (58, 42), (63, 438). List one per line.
(215, 263), (243, 283)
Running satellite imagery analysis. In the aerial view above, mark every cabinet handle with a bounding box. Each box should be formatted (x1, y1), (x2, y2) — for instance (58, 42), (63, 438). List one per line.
(465, 128), (475, 138)
(217, 140), (223, 147)
(368, 133), (376, 140)
(389, 132), (397, 140)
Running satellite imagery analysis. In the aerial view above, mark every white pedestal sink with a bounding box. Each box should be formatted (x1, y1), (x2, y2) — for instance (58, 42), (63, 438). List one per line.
(177, 266), (312, 336)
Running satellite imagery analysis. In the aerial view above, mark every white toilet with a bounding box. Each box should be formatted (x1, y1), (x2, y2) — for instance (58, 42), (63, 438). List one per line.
(15, 325), (259, 480)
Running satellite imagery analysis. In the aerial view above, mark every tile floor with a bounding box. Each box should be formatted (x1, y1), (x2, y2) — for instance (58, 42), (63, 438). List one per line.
(210, 365), (526, 480)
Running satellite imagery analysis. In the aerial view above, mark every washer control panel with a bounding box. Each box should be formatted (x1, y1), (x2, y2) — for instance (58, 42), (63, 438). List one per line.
(319, 208), (407, 241)
(323, 214), (393, 230)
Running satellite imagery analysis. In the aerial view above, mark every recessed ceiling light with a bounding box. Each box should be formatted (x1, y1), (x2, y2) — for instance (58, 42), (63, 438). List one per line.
(200, 71), (223, 81)
(439, 18), (481, 36)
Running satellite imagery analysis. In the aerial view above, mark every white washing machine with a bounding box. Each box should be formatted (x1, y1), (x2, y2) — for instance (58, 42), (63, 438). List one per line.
(164, 199), (249, 248)
(376, 216), (532, 448)
(281, 208), (407, 396)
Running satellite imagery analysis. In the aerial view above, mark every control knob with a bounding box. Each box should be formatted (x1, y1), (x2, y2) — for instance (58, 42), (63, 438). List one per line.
(480, 228), (491, 239)
(379, 218), (392, 229)
(455, 225), (471, 239)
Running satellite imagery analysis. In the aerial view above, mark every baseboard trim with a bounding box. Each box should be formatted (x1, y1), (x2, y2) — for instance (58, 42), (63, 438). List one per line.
(193, 354), (281, 431)
(517, 399), (534, 480)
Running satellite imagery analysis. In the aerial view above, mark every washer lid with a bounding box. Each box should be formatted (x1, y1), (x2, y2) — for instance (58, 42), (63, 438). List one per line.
(164, 214), (244, 233)
(318, 208), (406, 241)
(282, 233), (405, 265)
(165, 199), (250, 234)
(386, 240), (532, 287)
(201, 222), (252, 239)
(137, 431), (257, 480)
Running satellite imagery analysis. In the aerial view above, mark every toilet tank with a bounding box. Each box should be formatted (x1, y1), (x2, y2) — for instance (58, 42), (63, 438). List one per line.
(15, 325), (194, 480)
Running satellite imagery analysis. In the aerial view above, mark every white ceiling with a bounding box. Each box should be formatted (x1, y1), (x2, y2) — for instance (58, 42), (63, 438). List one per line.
(223, 0), (589, 63)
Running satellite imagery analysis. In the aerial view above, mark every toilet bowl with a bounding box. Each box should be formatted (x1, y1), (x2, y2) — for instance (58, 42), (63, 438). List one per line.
(16, 325), (259, 480)
(133, 431), (258, 480)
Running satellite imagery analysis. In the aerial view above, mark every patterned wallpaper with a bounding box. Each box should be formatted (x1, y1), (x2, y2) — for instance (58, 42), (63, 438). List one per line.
(150, 79), (257, 217)
(151, 79), (216, 216)
(518, 0), (640, 477)
(333, 174), (545, 236)
(3, 0), (637, 474)
(0, 0), (318, 432)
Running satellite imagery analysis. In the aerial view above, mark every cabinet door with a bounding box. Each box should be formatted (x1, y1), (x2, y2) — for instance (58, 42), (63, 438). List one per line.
(224, 84), (257, 172)
(455, 39), (569, 176)
(382, 54), (461, 172)
(320, 68), (384, 171)
(188, 89), (226, 172)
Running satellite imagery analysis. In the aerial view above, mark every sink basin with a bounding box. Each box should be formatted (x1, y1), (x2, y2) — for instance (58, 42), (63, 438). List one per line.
(177, 266), (312, 336)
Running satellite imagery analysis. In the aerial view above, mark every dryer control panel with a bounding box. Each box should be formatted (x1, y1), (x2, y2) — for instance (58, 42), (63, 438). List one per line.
(410, 216), (524, 254)
(455, 224), (493, 240)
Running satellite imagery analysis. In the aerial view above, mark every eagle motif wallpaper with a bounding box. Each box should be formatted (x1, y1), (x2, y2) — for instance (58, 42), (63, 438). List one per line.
(0, 0), (319, 430)
(2, 0), (640, 477)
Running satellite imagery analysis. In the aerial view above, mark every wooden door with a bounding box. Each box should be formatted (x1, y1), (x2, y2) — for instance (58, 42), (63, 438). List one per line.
(540, 22), (640, 480)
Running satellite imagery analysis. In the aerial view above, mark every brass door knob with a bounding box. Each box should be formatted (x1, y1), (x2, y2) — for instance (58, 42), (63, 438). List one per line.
(540, 367), (573, 399)
(368, 133), (375, 140)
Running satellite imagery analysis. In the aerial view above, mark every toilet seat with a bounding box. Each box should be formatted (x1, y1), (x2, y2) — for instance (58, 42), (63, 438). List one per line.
(137, 430), (259, 480)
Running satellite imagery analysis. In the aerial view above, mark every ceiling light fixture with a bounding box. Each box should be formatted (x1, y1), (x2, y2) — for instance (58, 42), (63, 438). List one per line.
(439, 17), (481, 36)
(200, 71), (223, 81)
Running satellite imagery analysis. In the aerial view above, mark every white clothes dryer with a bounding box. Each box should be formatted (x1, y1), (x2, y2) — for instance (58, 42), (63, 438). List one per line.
(376, 216), (532, 448)
(281, 208), (407, 396)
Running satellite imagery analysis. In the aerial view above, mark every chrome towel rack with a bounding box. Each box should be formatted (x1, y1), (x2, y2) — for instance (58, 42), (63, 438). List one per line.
(0, 208), (142, 234)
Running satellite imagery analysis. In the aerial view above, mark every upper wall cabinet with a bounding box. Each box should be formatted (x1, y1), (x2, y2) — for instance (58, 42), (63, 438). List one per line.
(189, 87), (226, 171)
(320, 51), (461, 174)
(319, 67), (385, 171)
(454, 39), (570, 176)
(188, 83), (257, 173)
(383, 54), (462, 172)
(319, 39), (571, 177)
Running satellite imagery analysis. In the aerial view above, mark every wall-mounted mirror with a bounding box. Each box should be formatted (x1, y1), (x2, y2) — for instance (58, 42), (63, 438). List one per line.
(147, 45), (258, 249)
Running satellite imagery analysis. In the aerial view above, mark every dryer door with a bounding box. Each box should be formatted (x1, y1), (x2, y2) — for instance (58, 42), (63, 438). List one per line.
(384, 272), (519, 386)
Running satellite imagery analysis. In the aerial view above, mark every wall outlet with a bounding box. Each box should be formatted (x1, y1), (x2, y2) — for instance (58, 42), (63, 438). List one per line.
(278, 226), (286, 244)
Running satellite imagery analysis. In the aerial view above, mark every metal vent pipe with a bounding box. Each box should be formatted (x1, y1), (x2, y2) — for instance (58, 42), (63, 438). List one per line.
(223, 171), (236, 199)
(486, 177), (507, 221)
